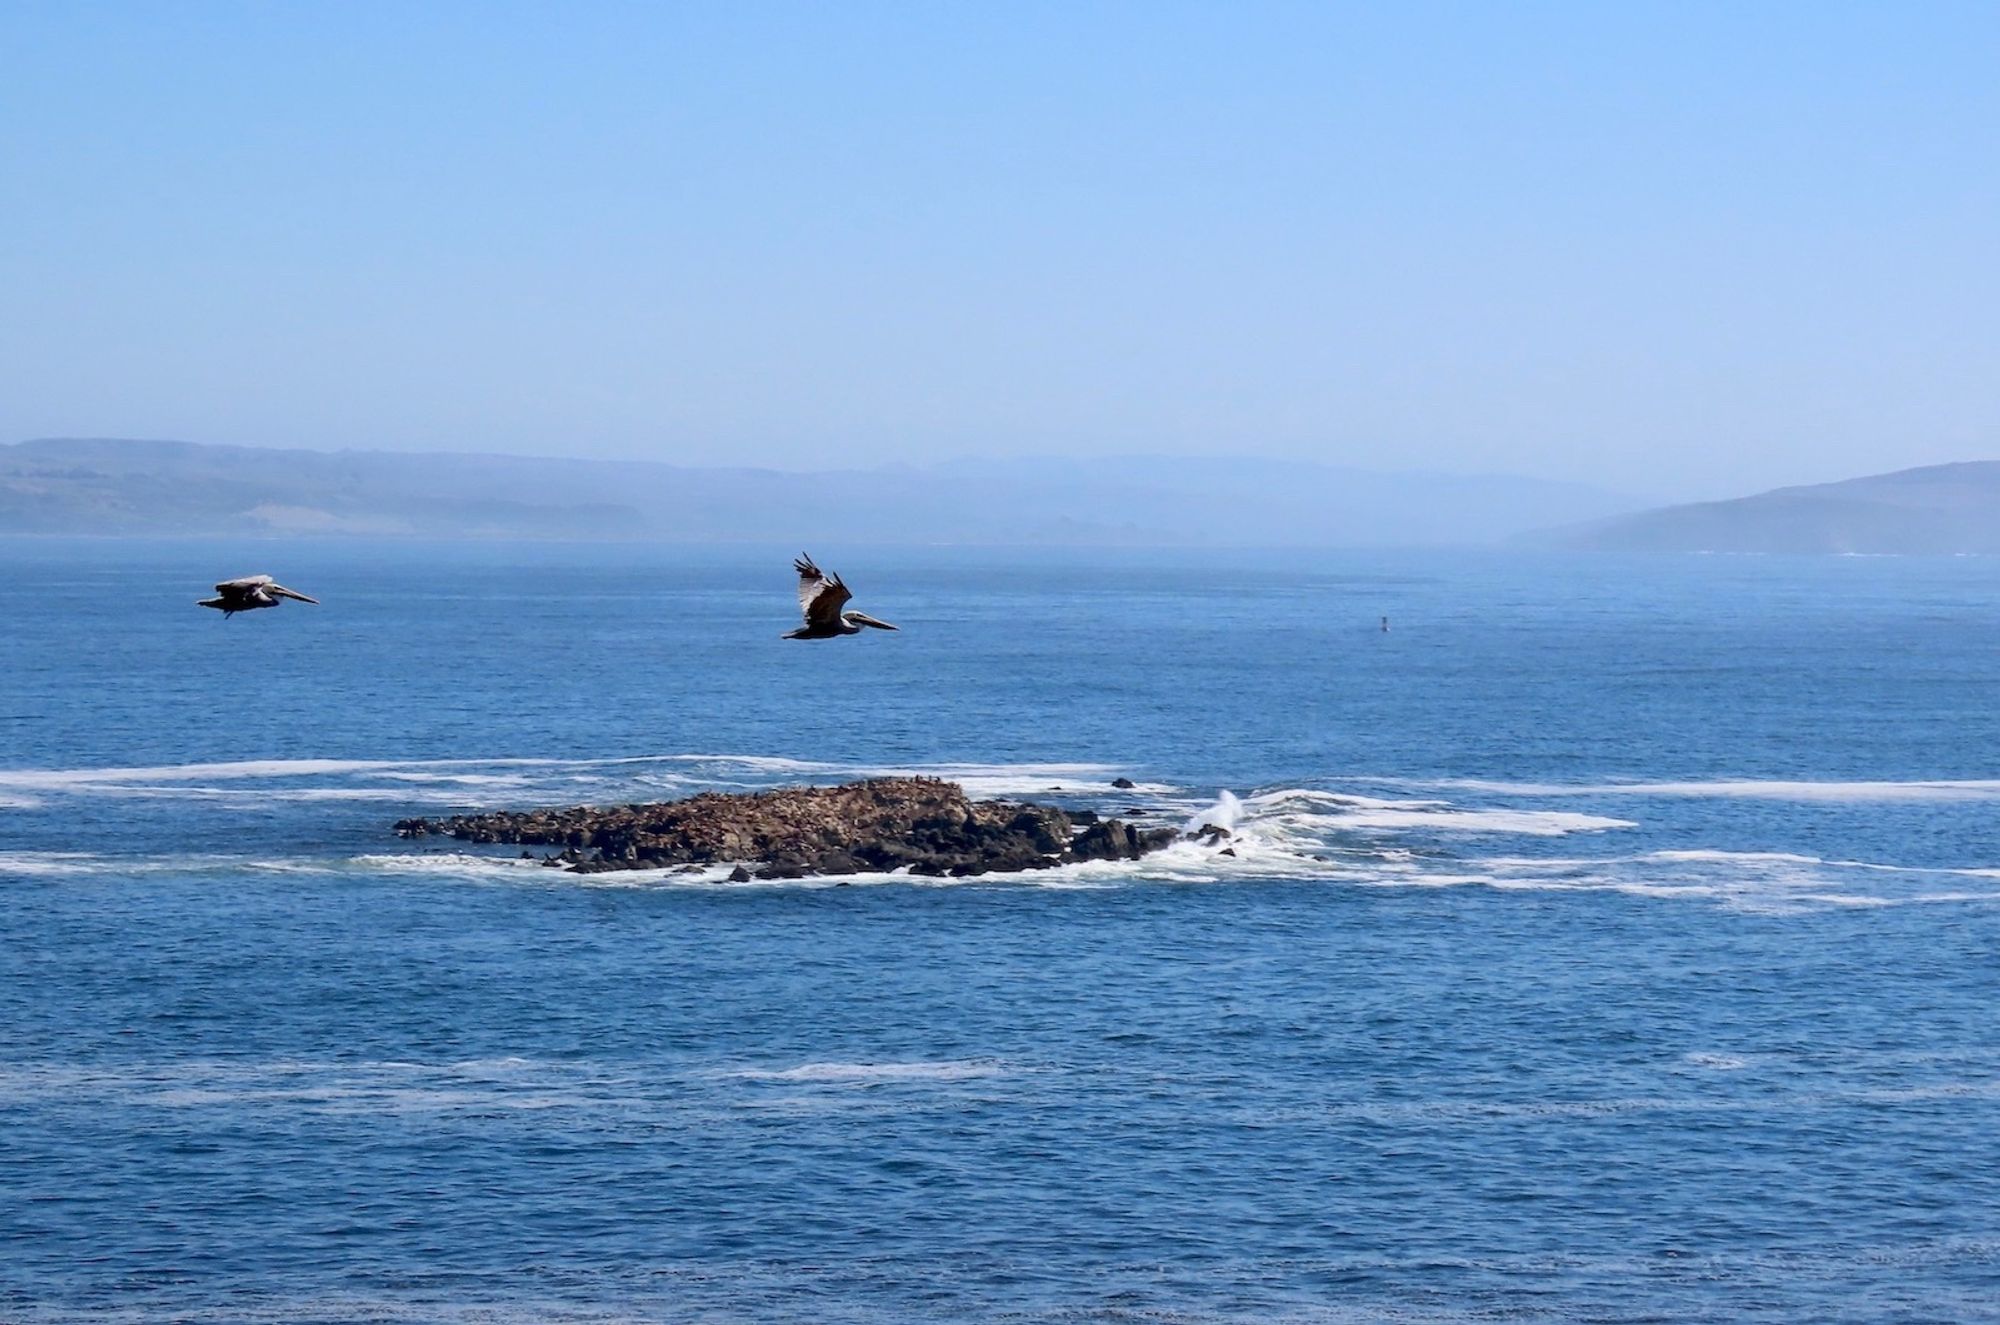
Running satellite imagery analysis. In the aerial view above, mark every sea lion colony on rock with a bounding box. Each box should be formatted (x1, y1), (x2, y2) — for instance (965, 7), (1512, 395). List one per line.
(394, 776), (1189, 880)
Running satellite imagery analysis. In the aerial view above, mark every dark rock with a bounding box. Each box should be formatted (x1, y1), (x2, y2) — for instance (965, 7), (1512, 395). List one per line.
(390, 777), (1177, 880)
(1111, 777), (1137, 789)
(1071, 820), (1137, 861)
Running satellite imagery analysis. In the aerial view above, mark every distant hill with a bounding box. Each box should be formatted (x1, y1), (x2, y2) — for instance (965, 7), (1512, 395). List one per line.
(1529, 461), (2000, 554)
(0, 437), (1644, 546)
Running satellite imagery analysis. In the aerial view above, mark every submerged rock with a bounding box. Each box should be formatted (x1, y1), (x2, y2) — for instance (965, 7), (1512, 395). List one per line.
(392, 776), (1182, 879)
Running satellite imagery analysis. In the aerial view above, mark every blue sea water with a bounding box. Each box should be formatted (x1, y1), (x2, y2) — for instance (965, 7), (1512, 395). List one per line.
(3, 538), (2000, 1323)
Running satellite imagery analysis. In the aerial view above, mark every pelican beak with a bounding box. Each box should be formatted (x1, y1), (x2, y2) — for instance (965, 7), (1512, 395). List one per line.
(270, 585), (319, 604)
(850, 613), (898, 631)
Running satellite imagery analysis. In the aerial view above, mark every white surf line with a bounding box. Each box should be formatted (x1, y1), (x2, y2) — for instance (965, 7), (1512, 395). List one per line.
(1233, 787), (1634, 836)
(717, 1060), (1012, 1083)
(0, 851), (104, 876)
(0, 752), (790, 794)
(1470, 849), (2000, 879)
(663, 754), (1173, 795)
(0, 753), (1166, 796)
(0, 756), (582, 793)
(1389, 776), (2000, 803)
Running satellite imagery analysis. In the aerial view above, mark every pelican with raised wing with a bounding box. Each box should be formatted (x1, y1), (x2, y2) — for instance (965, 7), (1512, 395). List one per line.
(785, 555), (897, 639)
(198, 575), (319, 618)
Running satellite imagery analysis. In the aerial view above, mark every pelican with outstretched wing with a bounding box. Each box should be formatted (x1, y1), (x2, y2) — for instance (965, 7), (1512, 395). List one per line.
(198, 575), (319, 618)
(784, 555), (897, 639)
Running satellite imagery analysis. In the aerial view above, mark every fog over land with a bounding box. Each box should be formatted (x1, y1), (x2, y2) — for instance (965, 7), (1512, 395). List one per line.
(0, 437), (1645, 547)
(12, 437), (2000, 552)
(1531, 462), (2000, 555)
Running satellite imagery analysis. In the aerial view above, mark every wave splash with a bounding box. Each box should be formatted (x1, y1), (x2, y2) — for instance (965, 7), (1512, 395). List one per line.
(5, 753), (1998, 913)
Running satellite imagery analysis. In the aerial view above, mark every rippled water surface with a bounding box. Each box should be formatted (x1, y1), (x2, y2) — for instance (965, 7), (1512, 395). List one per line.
(4, 540), (2000, 1322)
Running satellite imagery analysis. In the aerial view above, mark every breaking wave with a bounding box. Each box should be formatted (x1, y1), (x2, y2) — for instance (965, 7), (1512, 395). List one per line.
(5, 753), (1998, 913)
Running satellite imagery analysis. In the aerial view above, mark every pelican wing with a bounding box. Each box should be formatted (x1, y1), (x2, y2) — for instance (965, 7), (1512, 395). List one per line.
(214, 574), (275, 597)
(795, 555), (851, 627)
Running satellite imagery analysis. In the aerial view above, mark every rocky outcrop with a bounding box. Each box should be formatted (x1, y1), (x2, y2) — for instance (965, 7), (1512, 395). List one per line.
(393, 777), (1181, 879)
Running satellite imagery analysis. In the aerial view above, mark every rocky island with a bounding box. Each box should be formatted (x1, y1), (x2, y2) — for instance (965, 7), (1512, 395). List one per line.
(393, 776), (1186, 879)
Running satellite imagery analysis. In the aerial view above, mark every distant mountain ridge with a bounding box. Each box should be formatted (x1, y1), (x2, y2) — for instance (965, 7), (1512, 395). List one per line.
(1531, 461), (2000, 554)
(0, 437), (1644, 546)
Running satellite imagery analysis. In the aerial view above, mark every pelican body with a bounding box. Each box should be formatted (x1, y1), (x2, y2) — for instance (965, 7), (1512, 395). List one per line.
(198, 575), (318, 618)
(784, 555), (897, 639)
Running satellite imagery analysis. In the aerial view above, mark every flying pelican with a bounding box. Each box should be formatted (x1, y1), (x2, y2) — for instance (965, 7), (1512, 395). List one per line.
(198, 575), (319, 618)
(784, 555), (897, 639)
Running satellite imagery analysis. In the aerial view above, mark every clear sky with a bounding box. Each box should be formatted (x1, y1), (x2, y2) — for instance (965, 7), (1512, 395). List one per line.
(2, 1), (1995, 499)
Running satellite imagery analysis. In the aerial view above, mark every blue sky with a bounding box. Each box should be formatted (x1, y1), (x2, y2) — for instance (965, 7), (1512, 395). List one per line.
(2, 1), (1994, 499)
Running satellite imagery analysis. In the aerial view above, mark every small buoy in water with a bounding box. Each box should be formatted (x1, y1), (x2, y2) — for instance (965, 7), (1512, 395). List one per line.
(1380, 616), (1390, 632)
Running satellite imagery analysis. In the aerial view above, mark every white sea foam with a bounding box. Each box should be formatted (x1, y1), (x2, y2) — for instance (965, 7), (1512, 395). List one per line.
(0, 1056), (674, 1124)
(338, 774), (1992, 911)
(650, 753), (1167, 797)
(1309, 840), (2000, 914)
(1408, 776), (2000, 803)
(0, 851), (104, 877)
(721, 1060), (1009, 1083)
(0, 752), (1174, 807)
(1186, 788), (1245, 834)
(0, 850), (329, 880)
(3, 1299), (671, 1325)
(663, 753), (839, 770)
(20, 826), (2000, 916)
(0, 756), (560, 789)
(377, 771), (540, 788)
(70, 783), (494, 804)
(349, 852), (551, 880)
(1333, 805), (1636, 835)
(1237, 787), (1634, 837)
(11, 751), (1997, 915)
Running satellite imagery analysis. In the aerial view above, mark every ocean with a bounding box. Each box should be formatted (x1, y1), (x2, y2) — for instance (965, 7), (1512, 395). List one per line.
(3, 538), (1999, 1323)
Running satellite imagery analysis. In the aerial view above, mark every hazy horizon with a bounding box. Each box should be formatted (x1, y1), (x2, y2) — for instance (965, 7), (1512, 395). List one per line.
(2, 431), (1650, 493)
(4, 3), (1995, 503)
